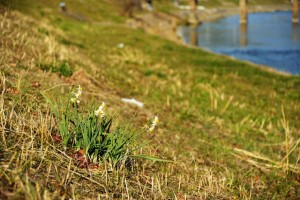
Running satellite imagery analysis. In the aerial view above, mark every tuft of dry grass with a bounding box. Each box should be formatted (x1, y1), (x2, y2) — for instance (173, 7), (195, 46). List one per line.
(232, 106), (300, 175)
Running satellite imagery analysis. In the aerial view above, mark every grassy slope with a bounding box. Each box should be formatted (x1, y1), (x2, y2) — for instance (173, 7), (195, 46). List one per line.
(1, 0), (300, 199)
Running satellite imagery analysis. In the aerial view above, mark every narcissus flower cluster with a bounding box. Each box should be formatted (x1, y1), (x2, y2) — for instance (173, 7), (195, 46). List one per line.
(70, 85), (82, 104)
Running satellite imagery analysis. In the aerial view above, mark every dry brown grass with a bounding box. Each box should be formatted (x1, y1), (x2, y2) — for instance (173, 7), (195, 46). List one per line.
(0, 71), (234, 199)
(0, 8), (236, 199)
(1, 5), (299, 199)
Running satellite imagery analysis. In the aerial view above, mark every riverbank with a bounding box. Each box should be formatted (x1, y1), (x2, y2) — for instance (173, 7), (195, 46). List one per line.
(130, 3), (293, 43)
(177, 9), (300, 75)
(185, 4), (292, 22)
(129, 3), (297, 75)
(1, 0), (300, 199)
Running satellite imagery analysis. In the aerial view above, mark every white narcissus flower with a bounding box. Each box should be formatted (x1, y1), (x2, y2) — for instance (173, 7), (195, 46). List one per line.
(95, 102), (106, 118)
(70, 85), (82, 104)
(75, 85), (82, 99)
(148, 115), (159, 133)
(70, 97), (80, 104)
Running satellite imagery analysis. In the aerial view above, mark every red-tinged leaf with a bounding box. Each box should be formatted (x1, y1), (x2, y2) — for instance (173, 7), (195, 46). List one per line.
(51, 134), (62, 143)
(77, 149), (84, 156)
(7, 88), (20, 95)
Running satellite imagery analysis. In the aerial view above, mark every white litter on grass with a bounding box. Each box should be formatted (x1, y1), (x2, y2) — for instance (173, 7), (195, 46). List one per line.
(118, 43), (125, 48)
(177, 5), (205, 10)
(59, 2), (66, 7)
(121, 98), (144, 108)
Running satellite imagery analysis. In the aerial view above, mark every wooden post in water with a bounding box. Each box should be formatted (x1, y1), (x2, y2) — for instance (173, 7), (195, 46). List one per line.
(189, 0), (198, 24)
(292, 0), (299, 23)
(240, 0), (247, 24)
(190, 0), (197, 11)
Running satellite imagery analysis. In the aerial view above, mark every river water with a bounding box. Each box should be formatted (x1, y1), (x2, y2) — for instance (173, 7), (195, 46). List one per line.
(177, 11), (300, 75)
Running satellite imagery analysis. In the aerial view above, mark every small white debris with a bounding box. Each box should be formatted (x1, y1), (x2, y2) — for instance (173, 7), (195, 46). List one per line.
(59, 2), (67, 12)
(118, 43), (125, 48)
(121, 98), (144, 108)
(177, 5), (205, 10)
(59, 2), (66, 7)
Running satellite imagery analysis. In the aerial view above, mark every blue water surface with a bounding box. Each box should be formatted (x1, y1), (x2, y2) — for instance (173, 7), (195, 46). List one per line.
(177, 11), (300, 75)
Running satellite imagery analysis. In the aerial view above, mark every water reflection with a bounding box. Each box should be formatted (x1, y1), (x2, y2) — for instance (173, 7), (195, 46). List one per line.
(189, 25), (198, 46)
(177, 11), (300, 74)
(240, 23), (247, 47)
(292, 23), (298, 44)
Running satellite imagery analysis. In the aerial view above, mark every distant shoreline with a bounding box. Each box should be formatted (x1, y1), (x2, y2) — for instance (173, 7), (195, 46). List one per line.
(178, 4), (293, 23)
(132, 3), (298, 76)
(131, 4), (295, 43)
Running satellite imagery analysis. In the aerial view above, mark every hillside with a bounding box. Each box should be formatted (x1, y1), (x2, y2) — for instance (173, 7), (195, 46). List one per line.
(1, 0), (300, 199)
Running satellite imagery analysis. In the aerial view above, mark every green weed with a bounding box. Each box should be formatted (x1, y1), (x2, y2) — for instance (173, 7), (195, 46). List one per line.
(43, 85), (164, 166)
(38, 61), (73, 77)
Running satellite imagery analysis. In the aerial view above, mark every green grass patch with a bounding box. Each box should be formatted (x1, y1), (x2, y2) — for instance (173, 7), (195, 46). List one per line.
(38, 61), (73, 77)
